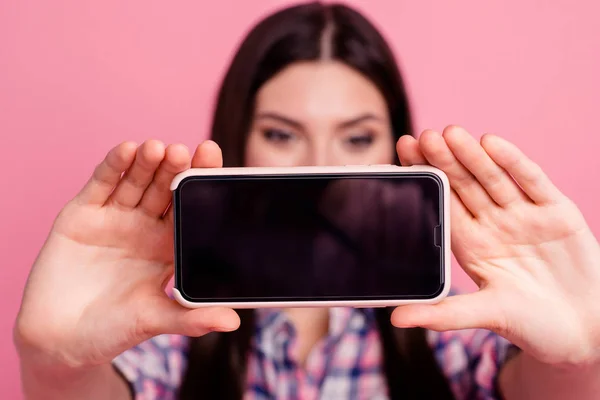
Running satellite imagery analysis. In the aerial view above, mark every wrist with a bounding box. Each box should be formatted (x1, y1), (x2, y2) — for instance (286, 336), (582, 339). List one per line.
(14, 325), (95, 383)
(500, 351), (600, 400)
(518, 350), (600, 379)
(17, 347), (128, 400)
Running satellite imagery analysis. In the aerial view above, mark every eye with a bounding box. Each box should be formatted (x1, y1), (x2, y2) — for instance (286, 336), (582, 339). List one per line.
(262, 128), (295, 143)
(345, 132), (374, 147)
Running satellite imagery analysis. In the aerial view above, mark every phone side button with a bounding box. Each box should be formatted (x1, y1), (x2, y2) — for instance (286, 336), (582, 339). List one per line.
(434, 225), (442, 247)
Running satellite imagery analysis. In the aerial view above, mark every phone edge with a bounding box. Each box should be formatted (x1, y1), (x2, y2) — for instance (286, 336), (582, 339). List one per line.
(171, 165), (452, 308)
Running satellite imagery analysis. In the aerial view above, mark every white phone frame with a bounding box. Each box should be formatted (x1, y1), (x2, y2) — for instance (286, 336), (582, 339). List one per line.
(170, 164), (451, 309)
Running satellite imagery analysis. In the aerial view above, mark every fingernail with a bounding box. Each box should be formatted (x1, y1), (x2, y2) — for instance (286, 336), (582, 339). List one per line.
(211, 325), (236, 332)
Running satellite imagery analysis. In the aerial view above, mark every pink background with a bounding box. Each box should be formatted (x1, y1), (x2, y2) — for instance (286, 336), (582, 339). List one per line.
(1, 0), (599, 397)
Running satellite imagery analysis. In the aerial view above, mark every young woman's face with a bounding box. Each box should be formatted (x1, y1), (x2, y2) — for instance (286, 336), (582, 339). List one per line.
(245, 61), (395, 167)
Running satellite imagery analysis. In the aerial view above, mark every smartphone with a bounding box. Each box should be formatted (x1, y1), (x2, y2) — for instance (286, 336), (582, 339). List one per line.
(170, 165), (450, 308)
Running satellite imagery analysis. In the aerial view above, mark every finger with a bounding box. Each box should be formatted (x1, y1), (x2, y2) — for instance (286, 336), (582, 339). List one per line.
(138, 144), (191, 218)
(390, 291), (502, 332)
(191, 140), (223, 168)
(77, 142), (138, 205)
(144, 300), (240, 338)
(108, 140), (166, 209)
(397, 133), (481, 270)
(480, 134), (563, 204)
(163, 140), (223, 224)
(419, 129), (493, 216)
(448, 189), (481, 259)
(443, 126), (527, 207)
(396, 135), (427, 165)
(398, 134), (483, 283)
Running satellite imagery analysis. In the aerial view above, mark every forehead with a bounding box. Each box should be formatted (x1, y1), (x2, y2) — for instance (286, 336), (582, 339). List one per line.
(254, 61), (389, 121)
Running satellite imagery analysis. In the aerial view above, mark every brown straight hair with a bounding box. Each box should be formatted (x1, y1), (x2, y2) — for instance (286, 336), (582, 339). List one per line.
(179, 2), (455, 399)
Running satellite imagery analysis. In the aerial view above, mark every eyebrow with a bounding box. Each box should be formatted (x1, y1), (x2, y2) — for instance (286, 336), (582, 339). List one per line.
(254, 112), (383, 131)
(255, 112), (304, 130)
(337, 113), (382, 129)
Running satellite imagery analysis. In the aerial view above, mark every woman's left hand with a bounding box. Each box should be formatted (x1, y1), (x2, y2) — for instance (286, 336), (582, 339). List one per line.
(392, 125), (600, 369)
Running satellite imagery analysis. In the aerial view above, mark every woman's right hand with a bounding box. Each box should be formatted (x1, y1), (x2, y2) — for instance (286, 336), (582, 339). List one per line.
(14, 140), (240, 371)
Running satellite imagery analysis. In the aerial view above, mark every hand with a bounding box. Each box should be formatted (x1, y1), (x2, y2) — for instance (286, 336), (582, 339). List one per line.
(14, 140), (240, 370)
(392, 126), (600, 368)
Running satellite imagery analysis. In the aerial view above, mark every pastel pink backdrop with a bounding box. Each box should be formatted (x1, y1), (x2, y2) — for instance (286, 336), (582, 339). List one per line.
(1, 0), (599, 397)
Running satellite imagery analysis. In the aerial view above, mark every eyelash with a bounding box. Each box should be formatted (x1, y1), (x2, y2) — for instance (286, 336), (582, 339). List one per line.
(262, 129), (295, 143)
(346, 132), (374, 147)
(261, 129), (375, 147)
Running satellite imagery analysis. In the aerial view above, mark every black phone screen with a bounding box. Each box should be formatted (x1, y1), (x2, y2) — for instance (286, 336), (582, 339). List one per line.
(174, 172), (445, 302)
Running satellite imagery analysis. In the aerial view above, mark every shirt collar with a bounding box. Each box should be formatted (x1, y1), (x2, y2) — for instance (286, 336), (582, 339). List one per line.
(254, 307), (375, 348)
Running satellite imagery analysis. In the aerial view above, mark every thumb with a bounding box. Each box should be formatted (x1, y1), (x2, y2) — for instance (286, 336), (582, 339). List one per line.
(390, 291), (502, 332)
(144, 299), (241, 338)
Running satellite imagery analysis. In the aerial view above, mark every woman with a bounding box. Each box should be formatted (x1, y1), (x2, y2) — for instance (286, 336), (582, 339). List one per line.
(14, 2), (600, 400)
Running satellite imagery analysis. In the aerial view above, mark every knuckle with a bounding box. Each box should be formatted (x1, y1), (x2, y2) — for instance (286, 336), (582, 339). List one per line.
(179, 313), (211, 337)
(125, 172), (149, 189)
(481, 172), (503, 191)
(487, 308), (512, 337)
(505, 152), (523, 171)
(186, 323), (210, 337)
(92, 164), (113, 187)
(454, 171), (476, 191)
(134, 309), (160, 340)
(524, 163), (544, 184)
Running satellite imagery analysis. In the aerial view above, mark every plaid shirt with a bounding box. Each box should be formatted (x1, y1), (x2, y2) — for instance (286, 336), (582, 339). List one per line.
(113, 307), (512, 400)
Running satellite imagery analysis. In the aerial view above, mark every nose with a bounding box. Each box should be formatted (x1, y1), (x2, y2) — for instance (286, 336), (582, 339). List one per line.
(303, 141), (342, 166)
(306, 150), (328, 166)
